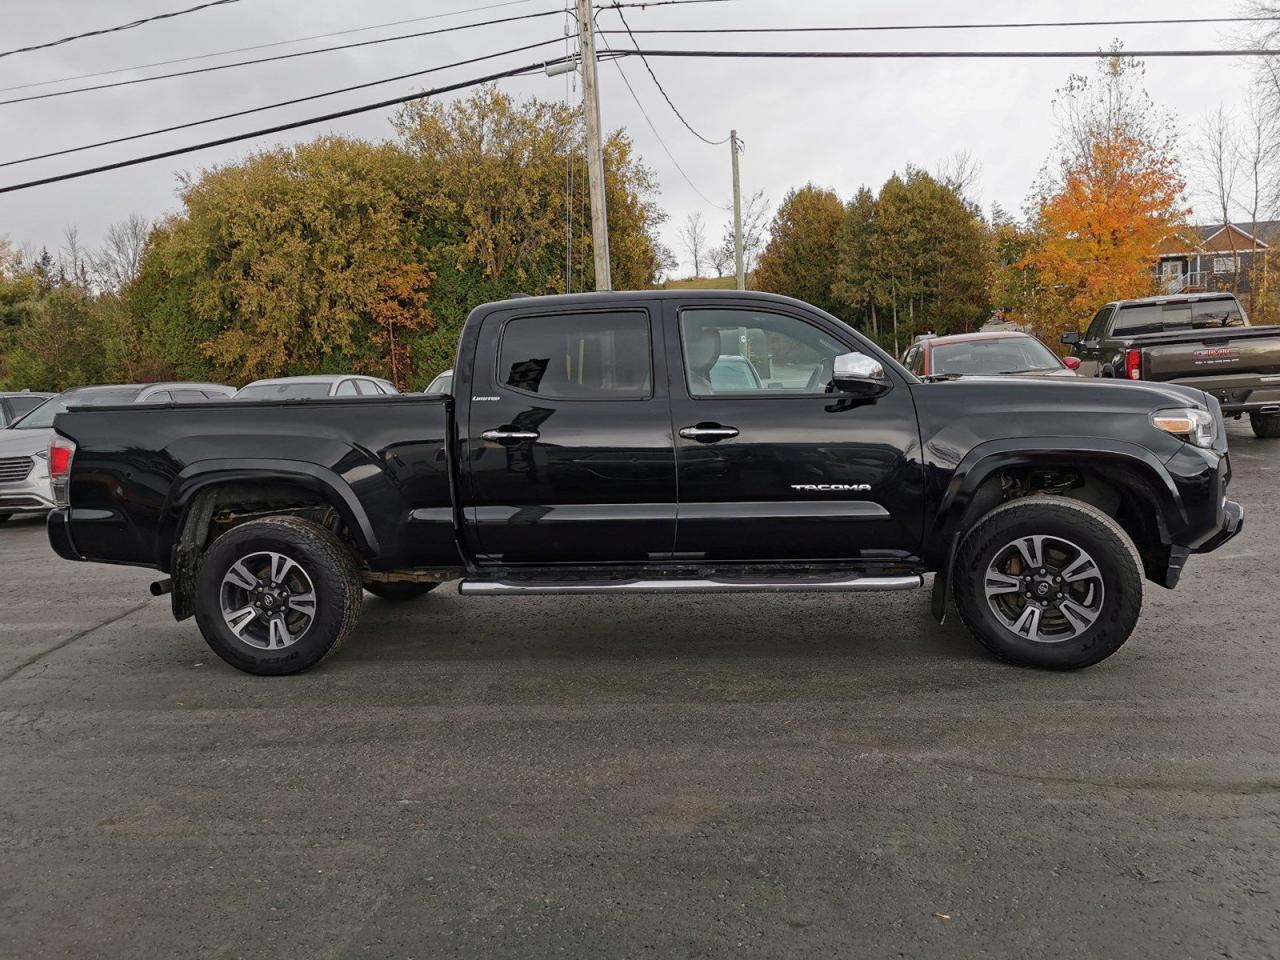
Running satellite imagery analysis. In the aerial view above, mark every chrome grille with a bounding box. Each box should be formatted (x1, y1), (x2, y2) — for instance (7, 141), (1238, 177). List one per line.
(0, 456), (34, 483)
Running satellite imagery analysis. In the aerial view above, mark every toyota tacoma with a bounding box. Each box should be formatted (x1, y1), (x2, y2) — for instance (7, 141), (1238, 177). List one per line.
(46, 291), (1243, 675)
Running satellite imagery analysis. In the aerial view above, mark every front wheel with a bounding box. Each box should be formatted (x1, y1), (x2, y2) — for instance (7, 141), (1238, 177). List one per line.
(193, 516), (363, 676)
(953, 496), (1143, 670)
(1249, 411), (1280, 438)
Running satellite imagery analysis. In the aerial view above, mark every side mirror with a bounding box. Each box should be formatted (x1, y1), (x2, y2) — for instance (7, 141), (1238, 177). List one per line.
(1060, 331), (1082, 346)
(832, 352), (891, 398)
(1062, 356), (1081, 371)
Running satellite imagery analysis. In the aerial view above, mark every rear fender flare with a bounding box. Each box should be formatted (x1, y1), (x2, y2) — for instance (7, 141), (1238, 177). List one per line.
(157, 459), (379, 569)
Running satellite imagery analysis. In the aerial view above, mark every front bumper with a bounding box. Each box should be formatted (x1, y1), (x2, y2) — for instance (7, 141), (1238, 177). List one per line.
(0, 456), (55, 514)
(1195, 498), (1244, 554)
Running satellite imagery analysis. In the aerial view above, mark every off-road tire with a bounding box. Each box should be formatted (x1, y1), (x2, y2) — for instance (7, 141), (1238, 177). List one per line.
(1249, 411), (1280, 438)
(364, 581), (439, 602)
(194, 515), (363, 676)
(953, 495), (1143, 670)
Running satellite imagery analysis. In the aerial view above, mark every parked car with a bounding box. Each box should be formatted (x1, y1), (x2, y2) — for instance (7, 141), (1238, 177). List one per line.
(424, 370), (453, 395)
(0, 382), (234, 523)
(47, 290), (1241, 675)
(1063, 292), (1280, 437)
(902, 332), (1080, 378)
(236, 375), (398, 400)
(0, 391), (54, 428)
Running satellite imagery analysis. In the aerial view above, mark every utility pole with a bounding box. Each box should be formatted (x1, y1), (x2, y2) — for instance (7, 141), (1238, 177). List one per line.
(730, 129), (744, 290)
(576, 0), (611, 291)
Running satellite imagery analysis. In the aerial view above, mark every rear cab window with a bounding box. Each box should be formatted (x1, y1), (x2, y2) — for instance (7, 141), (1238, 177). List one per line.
(498, 311), (652, 399)
(1113, 297), (1245, 336)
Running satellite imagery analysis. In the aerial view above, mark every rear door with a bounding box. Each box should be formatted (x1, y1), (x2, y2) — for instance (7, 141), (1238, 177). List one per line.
(664, 300), (924, 563)
(463, 301), (677, 564)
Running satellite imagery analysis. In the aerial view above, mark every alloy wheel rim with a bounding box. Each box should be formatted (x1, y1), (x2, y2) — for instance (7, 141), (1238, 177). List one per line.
(219, 551), (317, 650)
(983, 535), (1105, 644)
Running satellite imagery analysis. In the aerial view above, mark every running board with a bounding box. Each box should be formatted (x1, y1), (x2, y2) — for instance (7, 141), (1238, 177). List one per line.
(458, 573), (924, 596)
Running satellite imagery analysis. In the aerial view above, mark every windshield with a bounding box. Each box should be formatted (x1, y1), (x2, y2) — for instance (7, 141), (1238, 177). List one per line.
(1113, 298), (1245, 335)
(234, 382), (333, 400)
(10, 387), (143, 428)
(931, 337), (1062, 375)
(424, 373), (453, 395)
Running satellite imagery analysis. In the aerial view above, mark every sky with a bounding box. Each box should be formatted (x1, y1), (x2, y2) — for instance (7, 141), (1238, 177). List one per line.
(0, 0), (1264, 277)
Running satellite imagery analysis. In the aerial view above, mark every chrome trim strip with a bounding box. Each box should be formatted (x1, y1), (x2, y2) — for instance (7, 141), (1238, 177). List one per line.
(680, 500), (889, 520)
(459, 574), (923, 596)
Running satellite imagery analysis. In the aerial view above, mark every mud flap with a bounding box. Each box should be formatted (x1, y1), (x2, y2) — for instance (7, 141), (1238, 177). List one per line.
(931, 532), (960, 624)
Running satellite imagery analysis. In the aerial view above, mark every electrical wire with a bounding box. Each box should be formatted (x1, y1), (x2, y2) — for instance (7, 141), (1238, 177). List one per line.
(596, 27), (728, 208)
(601, 15), (1280, 36)
(0, 8), (565, 108)
(0, 0), (241, 60)
(607, 5), (727, 145)
(596, 1), (741, 9)
(618, 47), (1280, 60)
(0, 0), (540, 96)
(0, 38), (568, 168)
(0, 56), (572, 195)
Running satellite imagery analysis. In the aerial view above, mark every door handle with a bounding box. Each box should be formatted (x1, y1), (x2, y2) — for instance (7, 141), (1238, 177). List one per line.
(482, 429), (540, 442)
(679, 425), (739, 442)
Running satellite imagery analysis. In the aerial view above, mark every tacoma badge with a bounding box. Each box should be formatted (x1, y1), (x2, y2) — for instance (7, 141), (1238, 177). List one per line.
(790, 483), (872, 492)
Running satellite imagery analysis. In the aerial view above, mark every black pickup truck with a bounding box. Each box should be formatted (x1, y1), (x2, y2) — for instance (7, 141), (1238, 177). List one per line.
(1063, 292), (1280, 437)
(46, 290), (1242, 675)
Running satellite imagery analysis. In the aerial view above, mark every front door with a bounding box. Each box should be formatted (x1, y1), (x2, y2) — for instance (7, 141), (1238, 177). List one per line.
(665, 302), (924, 563)
(464, 304), (677, 565)
(1073, 307), (1113, 377)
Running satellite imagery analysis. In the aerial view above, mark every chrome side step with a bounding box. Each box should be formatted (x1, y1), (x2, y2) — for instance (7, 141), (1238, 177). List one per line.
(458, 573), (923, 596)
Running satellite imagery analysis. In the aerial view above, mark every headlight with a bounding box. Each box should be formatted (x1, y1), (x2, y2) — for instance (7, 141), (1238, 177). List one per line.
(1151, 407), (1216, 448)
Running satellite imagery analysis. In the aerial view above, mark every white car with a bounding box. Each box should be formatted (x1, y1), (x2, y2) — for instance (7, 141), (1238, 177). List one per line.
(234, 375), (399, 400)
(424, 369), (453, 395)
(0, 382), (234, 523)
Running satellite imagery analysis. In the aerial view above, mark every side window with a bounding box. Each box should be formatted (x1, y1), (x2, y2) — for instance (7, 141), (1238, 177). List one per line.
(1084, 308), (1111, 341)
(0, 400), (11, 426)
(498, 311), (651, 399)
(140, 391), (172, 404)
(335, 380), (359, 397)
(354, 379), (378, 396)
(171, 390), (211, 402)
(902, 346), (921, 375)
(679, 308), (846, 396)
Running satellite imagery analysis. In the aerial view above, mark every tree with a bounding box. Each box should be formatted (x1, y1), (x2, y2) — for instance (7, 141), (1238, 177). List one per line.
(718, 189), (770, 281)
(1189, 105), (1241, 289)
(680, 212), (707, 278)
(752, 184), (844, 315)
(1018, 53), (1187, 342)
(91, 214), (150, 292)
(832, 187), (879, 335)
(708, 242), (732, 278)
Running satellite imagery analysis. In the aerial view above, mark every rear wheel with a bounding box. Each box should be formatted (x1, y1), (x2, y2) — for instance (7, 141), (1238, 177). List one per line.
(364, 581), (439, 602)
(1249, 411), (1280, 438)
(953, 496), (1143, 670)
(193, 516), (363, 676)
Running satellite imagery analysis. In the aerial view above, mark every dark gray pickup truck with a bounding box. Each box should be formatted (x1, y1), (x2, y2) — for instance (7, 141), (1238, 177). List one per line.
(1063, 292), (1280, 437)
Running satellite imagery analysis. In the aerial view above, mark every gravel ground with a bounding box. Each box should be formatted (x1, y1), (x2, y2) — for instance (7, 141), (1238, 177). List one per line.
(0, 418), (1276, 959)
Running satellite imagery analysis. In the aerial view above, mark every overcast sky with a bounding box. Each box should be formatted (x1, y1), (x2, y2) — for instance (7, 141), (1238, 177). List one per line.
(0, 0), (1263, 276)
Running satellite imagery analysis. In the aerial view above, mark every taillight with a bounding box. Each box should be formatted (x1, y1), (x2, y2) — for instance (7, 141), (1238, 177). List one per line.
(48, 437), (75, 507)
(1125, 348), (1142, 380)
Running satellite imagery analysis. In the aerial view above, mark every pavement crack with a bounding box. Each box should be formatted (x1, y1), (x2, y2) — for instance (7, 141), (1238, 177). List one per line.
(928, 757), (1280, 796)
(0, 600), (152, 685)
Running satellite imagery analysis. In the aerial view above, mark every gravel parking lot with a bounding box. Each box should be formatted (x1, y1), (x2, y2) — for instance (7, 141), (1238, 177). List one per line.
(1, 418), (1277, 959)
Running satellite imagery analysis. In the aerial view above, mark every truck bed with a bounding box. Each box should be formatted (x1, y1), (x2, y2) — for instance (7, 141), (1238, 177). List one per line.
(53, 395), (457, 571)
(1130, 326), (1280, 411)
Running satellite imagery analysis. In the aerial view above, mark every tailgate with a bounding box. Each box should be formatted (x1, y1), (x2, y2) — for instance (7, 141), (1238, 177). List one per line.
(1142, 331), (1280, 384)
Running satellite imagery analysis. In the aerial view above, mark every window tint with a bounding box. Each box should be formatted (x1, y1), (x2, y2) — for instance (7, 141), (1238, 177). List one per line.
(680, 308), (845, 396)
(1084, 308), (1111, 341)
(499, 311), (651, 399)
(1111, 300), (1243, 335)
(334, 380), (359, 396)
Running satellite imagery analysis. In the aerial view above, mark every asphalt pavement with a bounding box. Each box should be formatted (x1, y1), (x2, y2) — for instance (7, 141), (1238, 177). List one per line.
(1, 418), (1277, 959)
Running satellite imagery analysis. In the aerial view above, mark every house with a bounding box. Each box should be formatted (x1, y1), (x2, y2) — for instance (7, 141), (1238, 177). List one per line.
(1154, 222), (1279, 301)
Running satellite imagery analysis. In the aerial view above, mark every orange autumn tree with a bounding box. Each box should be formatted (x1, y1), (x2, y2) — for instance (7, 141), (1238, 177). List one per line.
(1017, 52), (1189, 343)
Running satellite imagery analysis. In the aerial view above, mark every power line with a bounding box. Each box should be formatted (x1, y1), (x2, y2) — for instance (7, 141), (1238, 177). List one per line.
(620, 47), (1280, 60)
(0, 38), (567, 169)
(601, 15), (1280, 35)
(607, 6), (727, 145)
(0, 8), (564, 108)
(0, 0), (540, 96)
(0, 57), (571, 196)
(596, 26), (728, 209)
(0, 0), (242, 60)
(596, 1), (741, 8)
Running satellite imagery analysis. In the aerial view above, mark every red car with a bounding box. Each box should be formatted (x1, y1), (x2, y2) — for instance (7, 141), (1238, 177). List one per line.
(901, 331), (1081, 378)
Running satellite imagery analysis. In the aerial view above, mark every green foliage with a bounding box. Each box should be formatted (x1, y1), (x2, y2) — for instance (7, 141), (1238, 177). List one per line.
(752, 184), (845, 315)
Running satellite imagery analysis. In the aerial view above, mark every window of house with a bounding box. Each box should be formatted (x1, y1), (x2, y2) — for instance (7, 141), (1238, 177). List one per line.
(1212, 256), (1241, 274)
(498, 311), (651, 399)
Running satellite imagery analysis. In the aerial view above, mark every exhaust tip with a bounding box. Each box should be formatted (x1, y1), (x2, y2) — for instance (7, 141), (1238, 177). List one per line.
(149, 579), (173, 597)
